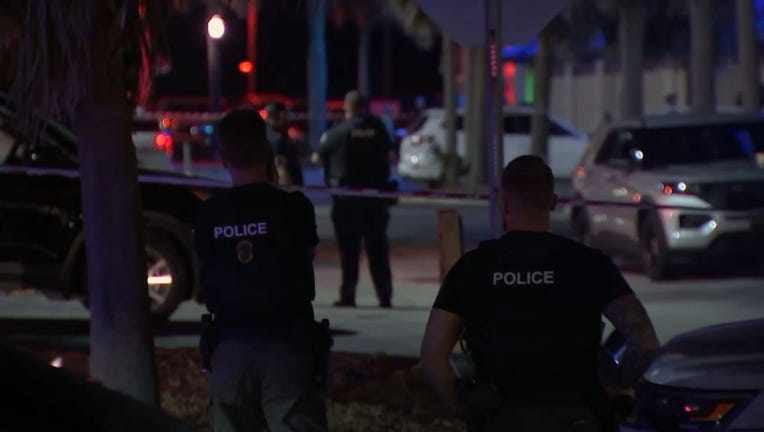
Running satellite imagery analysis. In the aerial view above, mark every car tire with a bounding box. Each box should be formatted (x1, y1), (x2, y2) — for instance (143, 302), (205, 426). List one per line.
(640, 216), (673, 281)
(80, 233), (189, 322)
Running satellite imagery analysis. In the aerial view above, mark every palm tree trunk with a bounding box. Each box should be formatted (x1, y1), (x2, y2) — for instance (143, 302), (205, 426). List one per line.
(75, 72), (158, 405)
(468, 46), (487, 187)
(620, 0), (644, 120)
(737, 0), (760, 112)
(690, 0), (715, 114)
(307, 0), (327, 149)
(358, 21), (371, 97)
(531, 29), (552, 159)
(442, 37), (458, 185)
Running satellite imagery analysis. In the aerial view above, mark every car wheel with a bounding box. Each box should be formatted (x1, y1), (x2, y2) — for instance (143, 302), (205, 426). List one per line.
(640, 216), (673, 281)
(144, 234), (189, 320)
(571, 208), (592, 246)
(80, 233), (189, 321)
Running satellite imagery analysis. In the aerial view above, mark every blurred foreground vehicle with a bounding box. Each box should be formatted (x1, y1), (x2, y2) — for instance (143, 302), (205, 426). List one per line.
(572, 114), (764, 280)
(604, 319), (764, 432)
(0, 96), (223, 320)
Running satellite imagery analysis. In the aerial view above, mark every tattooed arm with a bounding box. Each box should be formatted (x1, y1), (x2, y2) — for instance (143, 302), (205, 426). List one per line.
(603, 294), (660, 386)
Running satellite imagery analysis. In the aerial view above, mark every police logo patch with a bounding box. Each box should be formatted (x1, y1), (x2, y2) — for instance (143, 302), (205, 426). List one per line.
(236, 240), (254, 263)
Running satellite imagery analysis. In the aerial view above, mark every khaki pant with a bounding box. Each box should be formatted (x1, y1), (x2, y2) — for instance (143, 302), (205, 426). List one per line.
(208, 339), (327, 432)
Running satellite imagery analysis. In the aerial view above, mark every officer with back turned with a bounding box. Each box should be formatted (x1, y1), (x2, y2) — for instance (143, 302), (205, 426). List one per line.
(194, 109), (328, 432)
(312, 90), (395, 308)
(420, 156), (659, 432)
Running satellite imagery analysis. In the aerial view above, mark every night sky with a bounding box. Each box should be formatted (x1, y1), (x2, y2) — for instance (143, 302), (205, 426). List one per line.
(154, 2), (443, 106)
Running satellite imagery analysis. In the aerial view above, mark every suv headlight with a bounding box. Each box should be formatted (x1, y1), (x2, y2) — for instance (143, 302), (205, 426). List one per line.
(661, 182), (693, 195)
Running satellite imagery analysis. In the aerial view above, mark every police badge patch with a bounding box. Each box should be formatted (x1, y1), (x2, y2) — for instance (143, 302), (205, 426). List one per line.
(236, 240), (254, 263)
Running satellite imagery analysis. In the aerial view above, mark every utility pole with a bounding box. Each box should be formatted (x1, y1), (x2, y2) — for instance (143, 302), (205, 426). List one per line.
(690, 0), (715, 114)
(442, 37), (459, 185)
(619, 0), (644, 119)
(737, 0), (760, 112)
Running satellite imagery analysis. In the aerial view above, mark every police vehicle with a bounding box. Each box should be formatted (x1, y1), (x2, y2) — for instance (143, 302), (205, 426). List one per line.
(571, 114), (764, 280)
(604, 319), (764, 431)
(0, 97), (223, 320)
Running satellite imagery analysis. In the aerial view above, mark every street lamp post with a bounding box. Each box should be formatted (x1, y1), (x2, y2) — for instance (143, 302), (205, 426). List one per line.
(207, 14), (225, 112)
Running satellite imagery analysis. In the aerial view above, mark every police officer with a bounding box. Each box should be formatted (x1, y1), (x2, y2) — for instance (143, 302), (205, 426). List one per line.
(420, 156), (659, 432)
(265, 102), (304, 186)
(313, 90), (394, 308)
(194, 109), (327, 432)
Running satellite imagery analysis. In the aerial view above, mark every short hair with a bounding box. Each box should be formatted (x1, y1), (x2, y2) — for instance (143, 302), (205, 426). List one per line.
(344, 90), (367, 114)
(501, 155), (554, 212)
(265, 101), (286, 118)
(216, 108), (270, 170)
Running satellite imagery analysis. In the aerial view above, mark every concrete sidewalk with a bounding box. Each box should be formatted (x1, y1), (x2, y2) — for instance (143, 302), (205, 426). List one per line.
(310, 244), (441, 356)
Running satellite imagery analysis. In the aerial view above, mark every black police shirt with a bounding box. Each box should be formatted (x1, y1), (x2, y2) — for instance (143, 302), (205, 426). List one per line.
(434, 231), (633, 392)
(194, 183), (318, 337)
(318, 113), (391, 188)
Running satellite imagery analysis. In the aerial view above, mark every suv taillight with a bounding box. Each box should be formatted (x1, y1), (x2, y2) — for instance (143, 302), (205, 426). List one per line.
(154, 133), (172, 151)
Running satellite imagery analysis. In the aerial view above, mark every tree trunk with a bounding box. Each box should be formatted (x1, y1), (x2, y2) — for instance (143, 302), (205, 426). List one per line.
(468, 46), (487, 187)
(381, 21), (392, 97)
(308, 0), (327, 149)
(737, 0), (760, 112)
(246, 0), (258, 95)
(531, 29), (552, 159)
(358, 21), (371, 97)
(76, 39), (158, 405)
(690, 0), (715, 114)
(620, 0), (644, 120)
(442, 37), (458, 185)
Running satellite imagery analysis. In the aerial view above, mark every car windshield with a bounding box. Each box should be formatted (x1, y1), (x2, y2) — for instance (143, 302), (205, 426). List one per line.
(638, 121), (764, 168)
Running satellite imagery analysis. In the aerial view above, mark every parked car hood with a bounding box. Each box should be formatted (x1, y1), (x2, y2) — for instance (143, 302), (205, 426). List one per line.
(136, 167), (229, 189)
(646, 159), (764, 184)
(643, 319), (764, 390)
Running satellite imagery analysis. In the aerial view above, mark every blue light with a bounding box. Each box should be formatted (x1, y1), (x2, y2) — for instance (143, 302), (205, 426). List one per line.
(395, 128), (408, 138)
(203, 124), (214, 135)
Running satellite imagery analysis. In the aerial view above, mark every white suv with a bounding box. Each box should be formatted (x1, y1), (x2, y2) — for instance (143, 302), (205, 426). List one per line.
(571, 114), (764, 280)
(397, 107), (588, 182)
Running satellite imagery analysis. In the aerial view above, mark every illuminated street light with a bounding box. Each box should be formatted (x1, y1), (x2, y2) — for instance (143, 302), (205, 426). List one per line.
(207, 14), (226, 39)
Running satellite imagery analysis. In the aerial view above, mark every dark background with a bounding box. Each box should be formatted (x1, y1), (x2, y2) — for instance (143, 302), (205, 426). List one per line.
(154, 1), (443, 104)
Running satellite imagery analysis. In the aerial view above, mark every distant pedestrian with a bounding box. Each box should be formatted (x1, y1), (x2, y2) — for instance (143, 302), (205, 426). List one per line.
(312, 90), (395, 308)
(420, 156), (659, 432)
(194, 109), (328, 432)
(265, 102), (304, 186)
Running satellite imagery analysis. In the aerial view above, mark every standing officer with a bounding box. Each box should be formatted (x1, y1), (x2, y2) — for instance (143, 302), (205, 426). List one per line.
(313, 90), (395, 308)
(420, 156), (659, 432)
(265, 102), (304, 186)
(194, 109), (327, 432)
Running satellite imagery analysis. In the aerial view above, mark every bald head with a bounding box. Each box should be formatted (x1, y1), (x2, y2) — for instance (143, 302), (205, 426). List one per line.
(344, 90), (367, 117)
(502, 155), (556, 216)
(216, 108), (270, 170)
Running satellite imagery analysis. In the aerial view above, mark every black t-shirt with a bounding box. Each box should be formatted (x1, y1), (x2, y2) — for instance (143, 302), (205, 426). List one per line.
(194, 183), (318, 338)
(318, 113), (391, 188)
(434, 231), (633, 393)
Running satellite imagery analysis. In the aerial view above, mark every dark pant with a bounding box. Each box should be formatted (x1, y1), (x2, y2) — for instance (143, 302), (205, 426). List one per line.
(208, 339), (327, 432)
(331, 196), (392, 304)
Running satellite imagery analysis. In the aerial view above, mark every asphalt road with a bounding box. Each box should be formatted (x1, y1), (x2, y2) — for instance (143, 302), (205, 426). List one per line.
(0, 165), (762, 357)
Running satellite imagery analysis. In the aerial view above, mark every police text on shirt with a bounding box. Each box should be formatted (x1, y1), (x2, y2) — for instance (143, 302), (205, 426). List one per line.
(213, 222), (268, 239)
(492, 271), (555, 286)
